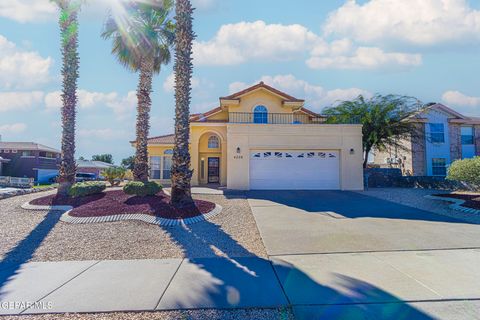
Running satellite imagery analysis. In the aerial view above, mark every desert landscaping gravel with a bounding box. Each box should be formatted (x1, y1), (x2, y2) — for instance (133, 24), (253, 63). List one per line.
(1, 308), (295, 320)
(0, 190), (267, 263)
(358, 188), (480, 224)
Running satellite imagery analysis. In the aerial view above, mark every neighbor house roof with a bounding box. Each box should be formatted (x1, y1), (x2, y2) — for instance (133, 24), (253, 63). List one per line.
(76, 159), (116, 169)
(145, 134), (175, 145)
(410, 103), (480, 124)
(0, 142), (60, 153)
(220, 82), (305, 103)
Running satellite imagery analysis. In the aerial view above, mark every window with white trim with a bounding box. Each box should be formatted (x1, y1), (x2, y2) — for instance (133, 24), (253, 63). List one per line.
(253, 105), (268, 124)
(429, 123), (445, 143)
(432, 158), (447, 176)
(149, 149), (173, 180)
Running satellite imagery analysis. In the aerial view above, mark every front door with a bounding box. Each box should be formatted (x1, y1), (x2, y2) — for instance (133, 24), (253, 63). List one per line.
(208, 157), (220, 183)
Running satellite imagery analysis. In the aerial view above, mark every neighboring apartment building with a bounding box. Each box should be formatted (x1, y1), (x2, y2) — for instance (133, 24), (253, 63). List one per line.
(76, 159), (116, 178)
(140, 82), (364, 190)
(0, 142), (61, 183)
(373, 104), (480, 176)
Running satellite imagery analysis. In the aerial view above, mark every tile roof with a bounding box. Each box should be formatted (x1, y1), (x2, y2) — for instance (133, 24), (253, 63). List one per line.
(220, 82), (304, 102)
(145, 134), (175, 145)
(0, 142), (60, 153)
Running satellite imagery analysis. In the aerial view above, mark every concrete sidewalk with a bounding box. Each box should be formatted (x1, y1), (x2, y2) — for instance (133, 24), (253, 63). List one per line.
(1, 250), (480, 319)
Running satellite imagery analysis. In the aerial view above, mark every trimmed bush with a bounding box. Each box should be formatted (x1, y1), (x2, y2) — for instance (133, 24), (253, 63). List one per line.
(69, 181), (106, 198)
(123, 181), (162, 197)
(447, 157), (480, 187)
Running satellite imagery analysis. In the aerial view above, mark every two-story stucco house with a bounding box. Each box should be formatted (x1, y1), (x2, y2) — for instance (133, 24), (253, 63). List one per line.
(143, 82), (364, 190)
(373, 103), (480, 176)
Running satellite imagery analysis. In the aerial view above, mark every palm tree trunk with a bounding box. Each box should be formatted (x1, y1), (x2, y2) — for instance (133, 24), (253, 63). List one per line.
(133, 58), (154, 182)
(170, 0), (194, 207)
(363, 145), (372, 169)
(57, 1), (80, 196)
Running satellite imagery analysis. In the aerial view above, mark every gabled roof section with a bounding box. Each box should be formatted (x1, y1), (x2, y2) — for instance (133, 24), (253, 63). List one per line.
(296, 107), (325, 118)
(190, 106), (224, 122)
(426, 103), (468, 119)
(220, 82), (304, 103)
(76, 160), (116, 169)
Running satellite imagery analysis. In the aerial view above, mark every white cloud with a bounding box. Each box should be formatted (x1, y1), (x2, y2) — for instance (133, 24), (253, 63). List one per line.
(193, 20), (318, 65)
(45, 90), (136, 116)
(442, 90), (480, 116)
(163, 73), (200, 93)
(324, 0), (480, 46)
(230, 75), (371, 109)
(0, 0), (56, 23)
(0, 91), (44, 112)
(0, 35), (53, 89)
(307, 39), (422, 70)
(0, 123), (27, 134)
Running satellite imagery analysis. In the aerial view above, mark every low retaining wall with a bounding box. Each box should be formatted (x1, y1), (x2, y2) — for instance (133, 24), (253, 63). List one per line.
(365, 169), (478, 191)
(0, 186), (56, 200)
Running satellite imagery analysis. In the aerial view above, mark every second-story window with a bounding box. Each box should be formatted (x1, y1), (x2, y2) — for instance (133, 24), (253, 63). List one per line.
(208, 136), (219, 149)
(253, 105), (268, 124)
(429, 123), (445, 143)
(461, 126), (474, 145)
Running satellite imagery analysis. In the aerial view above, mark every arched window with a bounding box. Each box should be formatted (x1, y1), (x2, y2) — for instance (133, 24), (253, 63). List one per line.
(253, 105), (268, 124)
(164, 149), (173, 155)
(208, 136), (220, 149)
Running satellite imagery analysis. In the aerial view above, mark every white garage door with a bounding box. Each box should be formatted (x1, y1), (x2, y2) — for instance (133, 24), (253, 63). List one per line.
(249, 150), (340, 190)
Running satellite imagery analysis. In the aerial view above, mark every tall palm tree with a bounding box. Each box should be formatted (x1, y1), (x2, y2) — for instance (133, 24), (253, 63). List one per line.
(52, 0), (82, 196)
(170, 0), (194, 207)
(102, 0), (175, 182)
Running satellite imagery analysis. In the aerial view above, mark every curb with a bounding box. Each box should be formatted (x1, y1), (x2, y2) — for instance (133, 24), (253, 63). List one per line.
(21, 201), (223, 227)
(425, 195), (480, 215)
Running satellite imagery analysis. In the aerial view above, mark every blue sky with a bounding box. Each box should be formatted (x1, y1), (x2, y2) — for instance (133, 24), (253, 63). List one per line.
(0, 0), (479, 163)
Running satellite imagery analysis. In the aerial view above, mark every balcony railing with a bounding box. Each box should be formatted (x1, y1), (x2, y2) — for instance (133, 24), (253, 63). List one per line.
(227, 112), (360, 125)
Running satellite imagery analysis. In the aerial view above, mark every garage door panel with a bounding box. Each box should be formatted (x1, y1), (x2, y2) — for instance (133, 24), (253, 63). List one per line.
(249, 150), (340, 190)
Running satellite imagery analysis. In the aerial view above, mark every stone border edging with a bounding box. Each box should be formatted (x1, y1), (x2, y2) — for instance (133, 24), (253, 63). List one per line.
(425, 195), (480, 215)
(0, 186), (57, 200)
(21, 201), (223, 227)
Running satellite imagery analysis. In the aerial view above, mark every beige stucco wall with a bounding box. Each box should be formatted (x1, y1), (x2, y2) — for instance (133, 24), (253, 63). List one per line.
(226, 124), (364, 190)
(225, 90), (295, 114)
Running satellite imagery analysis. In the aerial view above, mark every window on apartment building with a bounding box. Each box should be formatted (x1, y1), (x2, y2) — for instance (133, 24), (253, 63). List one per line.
(429, 123), (445, 143)
(432, 158), (447, 176)
(21, 150), (33, 157)
(461, 126), (474, 145)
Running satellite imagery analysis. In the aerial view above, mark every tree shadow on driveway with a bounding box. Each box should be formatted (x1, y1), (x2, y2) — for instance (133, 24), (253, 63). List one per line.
(244, 190), (477, 224)
(162, 217), (436, 319)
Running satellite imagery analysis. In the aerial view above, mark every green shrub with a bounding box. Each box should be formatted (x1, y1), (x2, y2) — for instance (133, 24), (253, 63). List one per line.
(102, 167), (126, 186)
(123, 181), (162, 197)
(447, 157), (480, 186)
(69, 181), (106, 198)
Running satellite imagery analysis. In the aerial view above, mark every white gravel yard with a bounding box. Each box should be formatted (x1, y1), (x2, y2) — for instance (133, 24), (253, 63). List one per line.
(0, 190), (267, 263)
(357, 188), (480, 224)
(1, 308), (295, 320)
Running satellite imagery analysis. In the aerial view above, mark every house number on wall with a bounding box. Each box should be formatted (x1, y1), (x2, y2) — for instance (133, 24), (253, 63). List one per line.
(234, 155), (243, 159)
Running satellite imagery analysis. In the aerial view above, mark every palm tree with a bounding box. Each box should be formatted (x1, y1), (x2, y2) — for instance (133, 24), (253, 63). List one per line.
(324, 94), (422, 168)
(102, 0), (175, 182)
(52, 0), (82, 196)
(170, 0), (195, 207)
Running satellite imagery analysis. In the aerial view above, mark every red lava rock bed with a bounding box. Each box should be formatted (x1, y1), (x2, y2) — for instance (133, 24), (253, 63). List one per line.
(435, 193), (480, 210)
(29, 190), (216, 219)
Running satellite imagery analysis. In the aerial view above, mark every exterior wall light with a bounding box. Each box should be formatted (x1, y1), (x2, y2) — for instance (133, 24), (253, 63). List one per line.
(236, 147), (241, 154)
(350, 148), (355, 155)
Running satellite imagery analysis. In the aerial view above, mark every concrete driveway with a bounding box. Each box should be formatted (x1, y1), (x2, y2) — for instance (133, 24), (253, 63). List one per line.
(247, 190), (480, 319)
(247, 190), (480, 256)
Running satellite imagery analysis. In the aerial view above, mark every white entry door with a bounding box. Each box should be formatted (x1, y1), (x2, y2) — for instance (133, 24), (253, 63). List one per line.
(249, 150), (340, 190)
